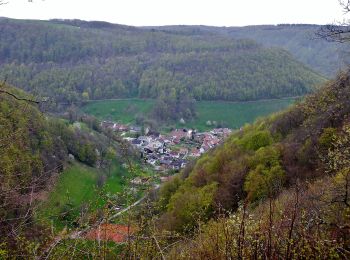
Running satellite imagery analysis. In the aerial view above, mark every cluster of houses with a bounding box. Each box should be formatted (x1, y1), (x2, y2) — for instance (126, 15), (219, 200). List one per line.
(101, 120), (232, 172)
(100, 121), (142, 134)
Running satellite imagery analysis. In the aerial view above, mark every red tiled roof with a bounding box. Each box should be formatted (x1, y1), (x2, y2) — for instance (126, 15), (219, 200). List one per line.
(85, 224), (134, 243)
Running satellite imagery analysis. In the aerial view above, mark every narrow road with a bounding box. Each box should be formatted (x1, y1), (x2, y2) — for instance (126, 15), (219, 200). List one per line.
(108, 184), (160, 220)
(42, 185), (160, 258)
(108, 195), (146, 221)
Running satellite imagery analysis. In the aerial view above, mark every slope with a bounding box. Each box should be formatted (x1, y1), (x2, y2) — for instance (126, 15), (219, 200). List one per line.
(154, 24), (345, 77)
(0, 84), (130, 255)
(0, 18), (325, 105)
(150, 71), (350, 258)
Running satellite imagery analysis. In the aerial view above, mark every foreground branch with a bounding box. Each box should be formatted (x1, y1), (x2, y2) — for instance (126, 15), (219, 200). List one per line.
(0, 80), (44, 104)
(0, 89), (41, 104)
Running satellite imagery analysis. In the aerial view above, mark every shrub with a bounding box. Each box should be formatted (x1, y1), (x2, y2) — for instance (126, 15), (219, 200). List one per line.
(238, 130), (273, 151)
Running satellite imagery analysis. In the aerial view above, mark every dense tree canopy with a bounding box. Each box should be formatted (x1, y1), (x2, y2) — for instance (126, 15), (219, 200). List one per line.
(0, 19), (325, 108)
(156, 24), (345, 77)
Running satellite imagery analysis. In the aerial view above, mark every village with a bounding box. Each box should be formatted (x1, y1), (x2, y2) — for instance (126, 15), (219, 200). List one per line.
(101, 121), (232, 173)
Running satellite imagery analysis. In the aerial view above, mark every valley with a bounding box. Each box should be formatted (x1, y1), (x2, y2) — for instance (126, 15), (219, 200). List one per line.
(0, 4), (350, 257)
(82, 97), (296, 131)
(16, 95), (298, 248)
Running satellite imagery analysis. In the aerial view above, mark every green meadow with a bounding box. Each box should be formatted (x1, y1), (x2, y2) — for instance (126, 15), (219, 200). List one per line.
(36, 162), (127, 230)
(82, 98), (296, 131)
(83, 99), (155, 124)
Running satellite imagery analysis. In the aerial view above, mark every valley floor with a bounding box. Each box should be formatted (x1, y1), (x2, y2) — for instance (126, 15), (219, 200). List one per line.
(82, 98), (296, 131)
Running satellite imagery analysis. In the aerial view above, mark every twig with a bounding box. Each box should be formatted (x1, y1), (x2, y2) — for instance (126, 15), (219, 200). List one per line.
(152, 234), (166, 260)
(0, 89), (41, 104)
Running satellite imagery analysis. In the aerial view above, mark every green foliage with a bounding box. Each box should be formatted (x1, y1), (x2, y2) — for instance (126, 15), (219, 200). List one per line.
(0, 19), (324, 106)
(158, 175), (183, 211)
(318, 127), (336, 150)
(163, 182), (217, 232)
(237, 129), (273, 151)
(48, 239), (122, 259)
(0, 85), (133, 257)
(151, 89), (196, 122)
(3, 20), (350, 259)
(325, 124), (350, 173)
(157, 71), (350, 234)
(296, 138), (314, 165)
(244, 146), (285, 201)
(82, 91), (90, 100)
(222, 24), (344, 77)
(0, 86), (64, 194)
(47, 118), (108, 167)
(162, 24), (343, 77)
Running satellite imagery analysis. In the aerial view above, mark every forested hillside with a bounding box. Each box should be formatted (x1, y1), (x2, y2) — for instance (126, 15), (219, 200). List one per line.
(0, 18), (324, 106)
(145, 71), (350, 258)
(227, 24), (346, 77)
(154, 24), (345, 77)
(0, 84), (126, 255)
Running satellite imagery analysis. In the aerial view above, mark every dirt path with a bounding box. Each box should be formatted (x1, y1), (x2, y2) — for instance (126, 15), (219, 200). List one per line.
(108, 195), (146, 221)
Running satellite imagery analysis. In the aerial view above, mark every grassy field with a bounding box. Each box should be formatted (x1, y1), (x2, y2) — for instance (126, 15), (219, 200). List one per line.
(83, 99), (155, 124)
(182, 99), (296, 131)
(37, 161), (127, 230)
(82, 98), (296, 131)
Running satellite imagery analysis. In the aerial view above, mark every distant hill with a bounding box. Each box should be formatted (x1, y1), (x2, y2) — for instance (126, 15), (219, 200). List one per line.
(0, 18), (324, 106)
(151, 24), (346, 77)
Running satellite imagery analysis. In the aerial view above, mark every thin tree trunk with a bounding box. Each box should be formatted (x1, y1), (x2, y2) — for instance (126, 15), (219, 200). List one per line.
(286, 183), (300, 259)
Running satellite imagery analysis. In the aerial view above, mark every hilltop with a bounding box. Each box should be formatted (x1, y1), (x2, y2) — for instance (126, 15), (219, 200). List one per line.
(151, 24), (345, 77)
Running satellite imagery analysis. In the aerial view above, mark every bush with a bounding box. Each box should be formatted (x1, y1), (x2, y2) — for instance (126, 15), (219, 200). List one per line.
(238, 130), (273, 151)
(163, 182), (218, 233)
(244, 146), (285, 201)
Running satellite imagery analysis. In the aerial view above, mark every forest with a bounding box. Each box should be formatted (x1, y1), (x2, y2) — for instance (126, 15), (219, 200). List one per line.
(0, 18), (325, 108)
(152, 24), (345, 77)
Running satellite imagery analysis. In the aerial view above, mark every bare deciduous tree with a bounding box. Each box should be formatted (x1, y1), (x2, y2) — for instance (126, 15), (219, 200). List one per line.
(317, 0), (350, 42)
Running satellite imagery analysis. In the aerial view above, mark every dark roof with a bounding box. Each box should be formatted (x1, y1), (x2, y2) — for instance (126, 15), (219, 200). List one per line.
(160, 160), (172, 165)
(171, 161), (182, 166)
(130, 126), (142, 131)
(148, 131), (160, 137)
(144, 147), (154, 153)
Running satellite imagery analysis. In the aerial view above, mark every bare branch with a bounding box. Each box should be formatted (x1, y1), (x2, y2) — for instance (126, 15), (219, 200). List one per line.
(340, 0), (350, 13)
(315, 1), (350, 43)
(0, 80), (44, 104)
(0, 89), (41, 104)
(316, 24), (350, 43)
